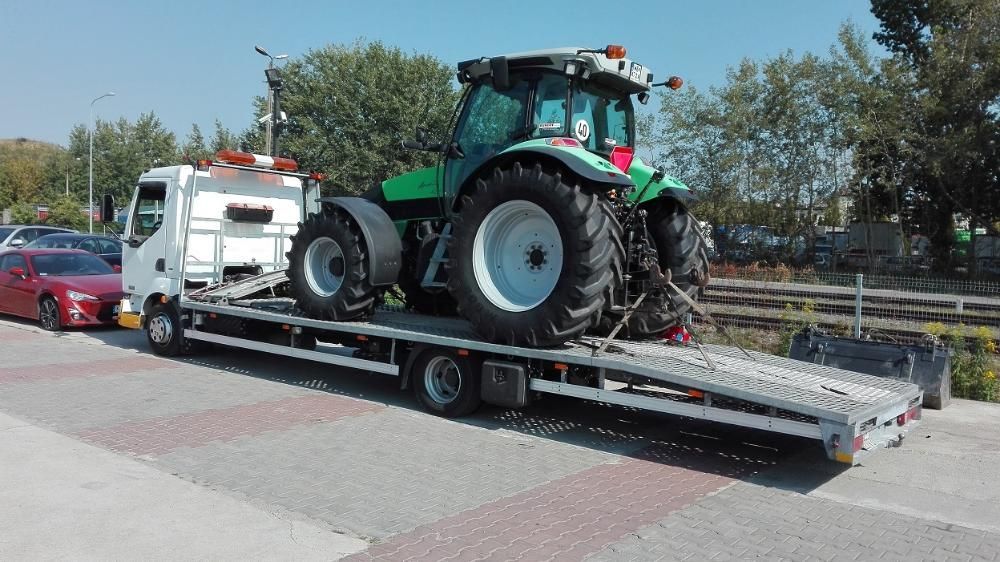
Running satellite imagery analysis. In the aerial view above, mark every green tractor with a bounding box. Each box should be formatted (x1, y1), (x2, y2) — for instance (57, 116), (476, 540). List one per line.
(285, 45), (710, 347)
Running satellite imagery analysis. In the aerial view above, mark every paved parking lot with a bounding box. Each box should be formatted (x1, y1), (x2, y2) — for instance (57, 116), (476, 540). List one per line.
(1, 317), (999, 560)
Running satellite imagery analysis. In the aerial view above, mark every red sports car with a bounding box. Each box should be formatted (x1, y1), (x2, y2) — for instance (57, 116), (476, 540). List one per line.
(0, 248), (125, 331)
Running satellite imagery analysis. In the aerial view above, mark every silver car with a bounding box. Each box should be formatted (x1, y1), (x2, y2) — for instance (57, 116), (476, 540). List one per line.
(0, 225), (75, 249)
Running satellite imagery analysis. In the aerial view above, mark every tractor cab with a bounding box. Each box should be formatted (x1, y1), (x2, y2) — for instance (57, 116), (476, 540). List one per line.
(444, 46), (658, 206)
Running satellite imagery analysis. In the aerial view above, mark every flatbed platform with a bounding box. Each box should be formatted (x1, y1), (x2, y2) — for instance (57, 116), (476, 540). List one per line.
(181, 296), (922, 464)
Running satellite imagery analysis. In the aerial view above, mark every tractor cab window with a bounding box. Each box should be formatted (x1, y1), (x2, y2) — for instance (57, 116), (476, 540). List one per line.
(531, 74), (568, 138)
(129, 184), (166, 242)
(445, 80), (531, 201)
(569, 83), (632, 153)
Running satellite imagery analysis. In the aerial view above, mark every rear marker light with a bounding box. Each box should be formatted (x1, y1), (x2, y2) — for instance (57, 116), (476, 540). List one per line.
(457, 349), (470, 357)
(687, 389), (704, 399)
(547, 137), (583, 148)
(554, 363), (569, 371)
(853, 434), (865, 452)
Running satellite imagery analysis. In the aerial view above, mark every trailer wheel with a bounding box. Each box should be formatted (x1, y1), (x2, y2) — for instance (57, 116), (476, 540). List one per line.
(286, 209), (377, 321)
(411, 348), (482, 417)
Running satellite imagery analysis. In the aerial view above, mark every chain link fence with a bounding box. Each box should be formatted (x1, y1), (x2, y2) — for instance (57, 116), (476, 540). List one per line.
(694, 264), (1000, 344)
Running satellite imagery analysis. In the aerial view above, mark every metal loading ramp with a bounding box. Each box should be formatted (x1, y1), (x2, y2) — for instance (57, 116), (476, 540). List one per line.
(182, 299), (923, 463)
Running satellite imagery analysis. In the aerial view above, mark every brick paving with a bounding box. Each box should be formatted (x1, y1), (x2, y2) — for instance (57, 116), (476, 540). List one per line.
(589, 482), (1000, 561)
(2, 320), (1000, 561)
(75, 394), (383, 456)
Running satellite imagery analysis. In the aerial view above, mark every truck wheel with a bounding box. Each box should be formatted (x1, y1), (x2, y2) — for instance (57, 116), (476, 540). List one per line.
(286, 209), (377, 321)
(147, 302), (184, 356)
(596, 201), (710, 339)
(447, 162), (614, 346)
(411, 348), (482, 417)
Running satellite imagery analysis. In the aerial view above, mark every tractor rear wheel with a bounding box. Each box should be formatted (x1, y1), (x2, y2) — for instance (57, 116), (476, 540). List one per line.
(447, 162), (614, 347)
(286, 209), (377, 321)
(595, 201), (710, 339)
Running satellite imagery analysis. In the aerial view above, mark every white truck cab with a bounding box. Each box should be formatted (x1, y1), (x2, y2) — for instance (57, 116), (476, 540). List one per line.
(117, 152), (321, 329)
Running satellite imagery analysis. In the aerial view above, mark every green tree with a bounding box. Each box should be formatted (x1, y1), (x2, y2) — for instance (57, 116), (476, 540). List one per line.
(46, 195), (88, 231)
(180, 123), (210, 162)
(66, 112), (178, 208)
(252, 40), (459, 194)
(866, 0), (1000, 266)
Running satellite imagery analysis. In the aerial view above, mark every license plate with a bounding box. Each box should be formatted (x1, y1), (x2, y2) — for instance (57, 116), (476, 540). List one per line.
(629, 62), (643, 81)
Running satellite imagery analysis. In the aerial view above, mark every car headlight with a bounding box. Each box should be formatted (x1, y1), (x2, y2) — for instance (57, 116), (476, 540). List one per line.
(66, 290), (99, 302)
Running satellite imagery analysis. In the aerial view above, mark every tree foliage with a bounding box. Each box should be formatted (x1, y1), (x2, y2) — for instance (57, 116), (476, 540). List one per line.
(262, 40), (459, 194)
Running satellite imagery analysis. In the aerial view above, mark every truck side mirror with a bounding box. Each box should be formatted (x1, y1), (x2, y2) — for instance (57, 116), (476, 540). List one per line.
(101, 194), (115, 223)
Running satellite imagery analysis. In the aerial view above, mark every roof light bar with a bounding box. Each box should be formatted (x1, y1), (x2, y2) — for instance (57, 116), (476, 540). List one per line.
(214, 150), (298, 171)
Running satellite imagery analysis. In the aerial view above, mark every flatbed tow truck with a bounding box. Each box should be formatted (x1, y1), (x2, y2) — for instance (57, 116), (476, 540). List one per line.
(111, 152), (921, 465)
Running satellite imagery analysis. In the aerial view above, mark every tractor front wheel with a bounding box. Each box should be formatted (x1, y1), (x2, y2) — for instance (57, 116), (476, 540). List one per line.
(447, 162), (614, 347)
(286, 209), (377, 321)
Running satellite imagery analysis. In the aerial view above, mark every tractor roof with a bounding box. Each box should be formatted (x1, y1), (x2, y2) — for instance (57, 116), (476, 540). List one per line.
(457, 47), (654, 95)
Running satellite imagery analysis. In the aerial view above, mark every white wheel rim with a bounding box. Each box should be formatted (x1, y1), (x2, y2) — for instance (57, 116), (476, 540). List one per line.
(424, 356), (461, 405)
(304, 236), (345, 297)
(472, 200), (563, 312)
(148, 313), (172, 344)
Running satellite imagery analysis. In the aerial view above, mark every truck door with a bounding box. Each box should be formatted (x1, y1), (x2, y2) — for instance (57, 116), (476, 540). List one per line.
(122, 181), (168, 294)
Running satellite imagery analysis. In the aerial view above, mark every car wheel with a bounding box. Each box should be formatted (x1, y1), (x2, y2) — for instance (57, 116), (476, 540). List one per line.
(38, 296), (61, 332)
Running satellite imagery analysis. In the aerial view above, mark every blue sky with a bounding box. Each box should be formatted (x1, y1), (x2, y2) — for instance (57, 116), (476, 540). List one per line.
(0, 0), (883, 146)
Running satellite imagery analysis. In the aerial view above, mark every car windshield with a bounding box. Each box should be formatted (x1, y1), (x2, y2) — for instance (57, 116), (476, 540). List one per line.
(30, 253), (114, 276)
(0, 227), (15, 240)
(25, 237), (77, 249)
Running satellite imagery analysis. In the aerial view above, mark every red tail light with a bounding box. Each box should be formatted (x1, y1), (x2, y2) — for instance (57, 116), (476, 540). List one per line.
(609, 146), (634, 173)
(547, 137), (583, 148)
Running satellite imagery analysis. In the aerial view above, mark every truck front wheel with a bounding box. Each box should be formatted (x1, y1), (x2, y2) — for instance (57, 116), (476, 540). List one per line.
(147, 302), (183, 356)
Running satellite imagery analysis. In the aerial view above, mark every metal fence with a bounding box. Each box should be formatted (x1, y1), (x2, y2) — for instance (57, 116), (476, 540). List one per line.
(694, 265), (1000, 344)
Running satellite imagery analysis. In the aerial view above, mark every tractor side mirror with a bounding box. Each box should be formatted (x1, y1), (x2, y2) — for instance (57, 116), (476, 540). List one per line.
(8, 266), (26, 278)
(491, 56), (510, 91)
(101, 194), (115, 223)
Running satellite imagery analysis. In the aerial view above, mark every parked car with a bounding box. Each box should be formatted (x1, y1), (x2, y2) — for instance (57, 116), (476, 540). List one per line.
(0, 225), (75, 249)
(0, 249), (124, 331)
(25, 233), (123, 266)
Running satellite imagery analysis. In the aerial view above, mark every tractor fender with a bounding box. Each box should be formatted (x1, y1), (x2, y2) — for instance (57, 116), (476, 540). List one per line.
(315, 196), (402, 286)
(501, 145), (635, 187)
(628, 160), (698, 208)
(452, 145), (634, 211)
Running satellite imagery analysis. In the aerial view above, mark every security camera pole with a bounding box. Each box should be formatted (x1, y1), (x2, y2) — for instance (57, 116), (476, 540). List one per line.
(254, 45), (287, 156)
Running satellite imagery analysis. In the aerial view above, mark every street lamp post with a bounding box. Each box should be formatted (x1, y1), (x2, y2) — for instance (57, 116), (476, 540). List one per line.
(89, 92), (115, 233)
(254, 45), (287, 156)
